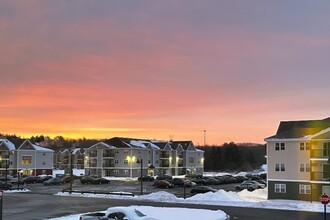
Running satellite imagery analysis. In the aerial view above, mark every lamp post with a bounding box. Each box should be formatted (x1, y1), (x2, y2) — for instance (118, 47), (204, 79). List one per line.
(137, 157), (143, 195)
(84, 156), (89, 175)
(69, 149), (74, 194)
(203, 130), (206, 147)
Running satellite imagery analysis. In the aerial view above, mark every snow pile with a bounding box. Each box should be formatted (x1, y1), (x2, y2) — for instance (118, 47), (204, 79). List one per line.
(136, 191), (180, 202)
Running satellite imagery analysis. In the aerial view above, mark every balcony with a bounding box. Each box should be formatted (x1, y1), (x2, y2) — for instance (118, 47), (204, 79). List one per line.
(310, 149), (330, 159)
(311, 171), (330, 181)
(160, 152), (170, 158)
(103, 152), (115, 158)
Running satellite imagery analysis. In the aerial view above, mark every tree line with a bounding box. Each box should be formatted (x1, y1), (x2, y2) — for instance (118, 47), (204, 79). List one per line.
(1, 134), (266, 172)
(198, 142), (266, 172)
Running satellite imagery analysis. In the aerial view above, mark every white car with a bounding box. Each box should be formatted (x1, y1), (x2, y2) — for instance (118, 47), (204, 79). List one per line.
(80, 206), (159, 220)
(106, 207), (159, 220)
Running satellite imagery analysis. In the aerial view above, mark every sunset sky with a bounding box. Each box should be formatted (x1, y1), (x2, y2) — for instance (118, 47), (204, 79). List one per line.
(1, 1), (330, 145)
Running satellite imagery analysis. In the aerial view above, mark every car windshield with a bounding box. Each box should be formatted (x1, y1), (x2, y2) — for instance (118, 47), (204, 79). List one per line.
(134, 209), (146, 217)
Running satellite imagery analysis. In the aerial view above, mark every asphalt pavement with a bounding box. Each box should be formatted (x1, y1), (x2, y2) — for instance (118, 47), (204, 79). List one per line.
(2, 180), (329, 220)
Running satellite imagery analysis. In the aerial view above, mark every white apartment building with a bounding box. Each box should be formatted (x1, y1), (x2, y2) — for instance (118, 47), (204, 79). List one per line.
(265, 117), (330, 201)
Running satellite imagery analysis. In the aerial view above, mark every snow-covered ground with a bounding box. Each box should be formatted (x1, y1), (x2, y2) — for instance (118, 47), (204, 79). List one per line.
(46, 167), (330, 219)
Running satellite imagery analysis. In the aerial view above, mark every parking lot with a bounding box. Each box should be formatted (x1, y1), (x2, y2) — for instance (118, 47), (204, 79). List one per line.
(22, 178), (239, 198)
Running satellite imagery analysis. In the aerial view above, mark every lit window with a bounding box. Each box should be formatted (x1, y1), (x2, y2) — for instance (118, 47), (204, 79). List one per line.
(22, 156), (32, 165)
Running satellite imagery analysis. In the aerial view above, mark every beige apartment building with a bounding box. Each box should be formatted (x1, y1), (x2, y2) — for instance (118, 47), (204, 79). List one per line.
(265, 117), (330, 201)
(84, 137), (204, 178)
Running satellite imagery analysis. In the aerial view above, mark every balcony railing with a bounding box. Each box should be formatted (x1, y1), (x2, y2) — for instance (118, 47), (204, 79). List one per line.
(311, 171), (330, 181)
(310, 149), (330, 159)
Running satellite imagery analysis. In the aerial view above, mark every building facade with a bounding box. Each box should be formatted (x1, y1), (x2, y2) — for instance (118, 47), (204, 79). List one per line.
(265, 117), (330, 201)
(0, 139), (54, 176)
(84, 137), (204, 178)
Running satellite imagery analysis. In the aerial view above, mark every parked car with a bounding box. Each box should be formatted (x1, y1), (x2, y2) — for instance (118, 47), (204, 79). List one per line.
(79, 206), (159, 220)
(248, 180), (266, 189)
(0, 181), (12, 190)
(183, 179), (197, 187)
(155, 174), (172, 181)
(60, 176), (75, 184)
(90, 177), (110, 184)
(235, 181), (258, 191)
(43, 177), (62, 186)
(21, 176), (38, 184)
(36, 175), (53, 183)
(169, 178), (184, 187)
(204, 177), (221, 185)
(190, 186), (217, 194)
(80, 175), (101, 184)
(153, 180), (174, 188)
(9, 177), (21, 185)
(138, 175), (155, 182)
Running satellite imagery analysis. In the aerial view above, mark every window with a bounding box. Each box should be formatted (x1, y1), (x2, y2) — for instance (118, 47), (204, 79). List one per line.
(275, 143), (285, 151)
(300, 164), (305, 172)
(124, 150), (129, 154)
(189, 157), (194, 163)
(275, 184), (286, 193)
(275, 163), (285, 172)
(299, 185), (311, 194)
(306, 164), (310, 172)
(22, 156), (32, 165)
(275, 143), (280, 151)
(113, 170), (119, 175)
(123, 159), (128, 164)
(300, 143), (305, 151)
(124, 170), (129, 175)
(300, 164), (310, 172)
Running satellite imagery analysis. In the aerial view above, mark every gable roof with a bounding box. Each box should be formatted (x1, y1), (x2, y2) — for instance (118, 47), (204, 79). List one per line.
(266, 117), (330, 140)
(18, 139), (54, 152)
(0, 139), (16, 151)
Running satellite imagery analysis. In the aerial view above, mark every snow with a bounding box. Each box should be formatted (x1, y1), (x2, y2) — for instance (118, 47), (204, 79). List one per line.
(47, 206), (228, 220)
(47, 167), (329, 220)
(51, 188), (330, 220)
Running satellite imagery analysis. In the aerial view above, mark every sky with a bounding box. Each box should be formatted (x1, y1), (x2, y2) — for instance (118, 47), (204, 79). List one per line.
(1, 1), (330, 145)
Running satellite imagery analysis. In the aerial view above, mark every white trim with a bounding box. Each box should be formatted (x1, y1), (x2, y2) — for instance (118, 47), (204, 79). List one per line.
(310, 158), (328, 161)
(310, 127), (330, 139)
(268, 179), (310, 183)
(310, 180), (330, 184)
(265, 138), (310, 142)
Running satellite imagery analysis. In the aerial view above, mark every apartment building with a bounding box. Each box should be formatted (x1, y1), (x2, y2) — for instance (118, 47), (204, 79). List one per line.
(265, 117), (330, 201)
(84, 137), (204, 178)
(0, 139), (54, 176)
(54, 148), (84, 170)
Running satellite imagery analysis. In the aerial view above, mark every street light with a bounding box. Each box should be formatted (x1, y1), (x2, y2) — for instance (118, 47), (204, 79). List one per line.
(136, 157), (143, 195)
(69, 149), (74, 194)
(84, 156), (89, 175)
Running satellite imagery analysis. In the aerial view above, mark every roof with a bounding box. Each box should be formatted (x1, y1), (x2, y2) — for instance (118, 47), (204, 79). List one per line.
(266, 117), (330, 139)
(0, 139), (16, 151)
(18, 139), (54, 152)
